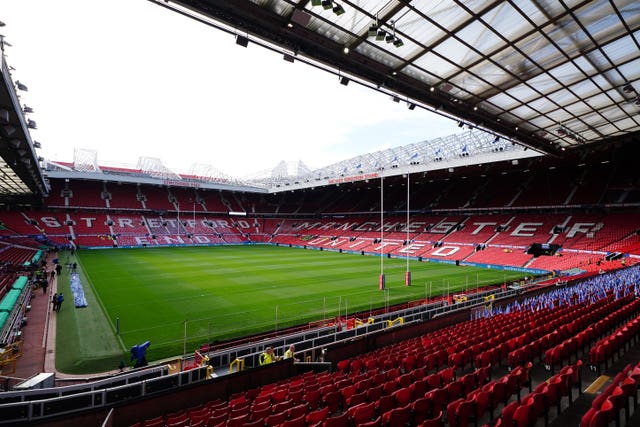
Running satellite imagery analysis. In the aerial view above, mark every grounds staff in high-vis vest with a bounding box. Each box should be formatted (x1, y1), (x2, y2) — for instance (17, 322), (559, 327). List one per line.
(260, 346), (277, 365)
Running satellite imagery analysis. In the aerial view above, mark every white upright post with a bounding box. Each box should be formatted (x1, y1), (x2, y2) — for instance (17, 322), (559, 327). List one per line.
(379, 175), (385, 290)
(405, 173), (411, 286)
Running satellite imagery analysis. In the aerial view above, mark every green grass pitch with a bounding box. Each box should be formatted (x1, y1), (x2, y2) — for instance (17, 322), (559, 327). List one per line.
(55, 245), (528, 373)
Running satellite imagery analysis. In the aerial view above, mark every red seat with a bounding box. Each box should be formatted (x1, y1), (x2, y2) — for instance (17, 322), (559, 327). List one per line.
(347, 391), (368, 408)
(393, 386), (413, 407)
(243, 419), (266, 427)
(425, 388), (448, 415)
(358, 415), (382, 427)
(351, 402), (376, 426)
(382, 403), (412, 427)
(619, 376), (638, 413)
(441, 367), (456, 384)
(446, 380), (464, 401)
(250, 407), (272, 422)
(606, 386), (626, 426)
(580, 407), (598, 427)
(412, 397), (433, 425)
(447, 398), (464, 427)
(524, 386), (547, 426)
(461, 372), (477, 396)
(383, 381), (398, 396)
(457, 398), (477, 427)
(411, 378), (428, 398)
(470, 389), (491, 422)
(512, 399), (533, 427)
(303, 389), (322, 410)
(272, 401), (293, 415)
(288, 404), (307, 420)
(500, 401), (519, 427)
(589, 398), (615, 427)
(426, 373), (442, 390)
(323, 391), (342, 414)
(306, 406), (330, 426)
(418, 410), (444, 427)
(227, 413), (250, 427)
(280, 414), (305, 427)
(366, 384), (384, 403)
(324, 412), (350, 427)
(265, 412), (287, 427)
(376, 395), (396, 416)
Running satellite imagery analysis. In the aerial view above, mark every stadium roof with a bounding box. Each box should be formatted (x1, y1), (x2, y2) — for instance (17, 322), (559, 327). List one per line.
(152, 0), (640, 155)
(0, 50), (48, 201)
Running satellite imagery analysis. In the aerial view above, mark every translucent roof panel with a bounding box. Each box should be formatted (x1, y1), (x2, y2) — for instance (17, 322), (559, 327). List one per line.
(167, 0), (640, 154)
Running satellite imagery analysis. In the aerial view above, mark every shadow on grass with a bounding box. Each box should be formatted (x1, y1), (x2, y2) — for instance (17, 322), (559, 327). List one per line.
(54, 252), (127, 374)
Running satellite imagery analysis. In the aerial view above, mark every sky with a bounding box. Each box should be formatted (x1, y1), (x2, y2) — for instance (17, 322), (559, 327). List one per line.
(2, 0), (461, 179)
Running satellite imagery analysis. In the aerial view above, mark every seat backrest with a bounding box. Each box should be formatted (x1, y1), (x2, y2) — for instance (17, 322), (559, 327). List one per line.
(324, 411), (350, 427)
(306, 406), (330, 425)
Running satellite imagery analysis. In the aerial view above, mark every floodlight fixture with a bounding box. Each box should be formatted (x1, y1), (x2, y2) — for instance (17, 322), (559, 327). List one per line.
(635, 96), (640, 106)
(622, 83), (633, 93)
(235, 35), (249, 47)
(340, 76), (349, 86)
(321, 0), (333, 10)
(385, 33), (394, 43)
(16, 80), (28, 91)
(457, 121), (464, 128)
(368, 24), (378, 38)
(407, 103), (416, 110)
(376, 29), (386, 41)
(283, 53), (295, 63)
(23, 105), (34, 113)
(333, 3), (345, 15)
(33, 141), (41, 148)
(311, 0), (322, 5)
(392, 95), (400, 103)
(393, 37), (404, 47)
(27, 119), (37, 129)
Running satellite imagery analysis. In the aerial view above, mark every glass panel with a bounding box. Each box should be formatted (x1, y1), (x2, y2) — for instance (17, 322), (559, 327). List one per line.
(449, 71), (492, 95)
(356, 42), (406, 68)
(547, 62), (585, 88)
(527, 73), (562, 94)
(457, 21), (506, 56)
(505, 84), (540, 104)
(433, 37), (481, 69)
(547, 89), (579, 106)
(510, 104), (538, 120)
(601, 36), (639, 64)
(409, 0), (472, 28)
(486, 92), (520, 110)
(564, 101), (591, 116)
(481, 1), (534, 41)
(529, 116), (556, 129)
(398, 9), (447, 47)
(413, 51), (460, 79)
(403, 64), (436, 86)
